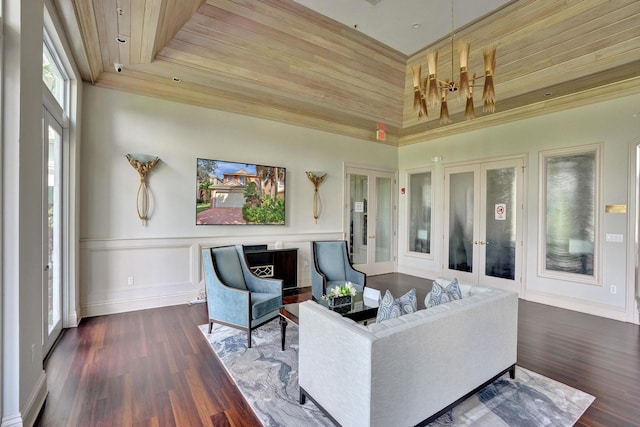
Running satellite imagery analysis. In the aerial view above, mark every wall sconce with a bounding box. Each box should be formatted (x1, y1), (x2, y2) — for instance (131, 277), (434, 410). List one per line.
(126, 153), (160, 225)
(306, 171), (326, 223)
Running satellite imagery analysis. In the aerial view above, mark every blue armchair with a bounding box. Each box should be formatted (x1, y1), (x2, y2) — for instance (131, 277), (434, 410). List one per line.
(311, 240), (366, 300)
(202, 245), (283, 348)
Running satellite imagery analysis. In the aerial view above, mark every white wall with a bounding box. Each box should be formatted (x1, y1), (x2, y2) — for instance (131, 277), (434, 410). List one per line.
(80, 85), (398, 316)
(80, 86), (640, 323)
(397, 92), (640, 322)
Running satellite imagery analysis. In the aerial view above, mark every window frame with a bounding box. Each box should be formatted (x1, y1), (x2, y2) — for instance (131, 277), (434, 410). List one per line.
(43, 0), (81, 331)
(405, 167), (434, 258)
(538, 144), (602, 285)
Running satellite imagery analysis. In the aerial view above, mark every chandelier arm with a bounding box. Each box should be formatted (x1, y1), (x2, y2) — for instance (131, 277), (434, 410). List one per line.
(465, 72), (476, 121)
(439, 86), (451, 124)
(458, 41), (471, 99)
(426, 51), (439, 107)
(412, 66), (429, 119)
(482, 46), (497, 113)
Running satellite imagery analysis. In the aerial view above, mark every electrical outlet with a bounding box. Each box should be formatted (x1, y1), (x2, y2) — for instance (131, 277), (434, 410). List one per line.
(610, 285), (617, 294)
(127, 276), (134, 286)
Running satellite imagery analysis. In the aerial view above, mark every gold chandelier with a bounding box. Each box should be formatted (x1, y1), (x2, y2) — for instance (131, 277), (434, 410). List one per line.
(412, 2), (496, 124)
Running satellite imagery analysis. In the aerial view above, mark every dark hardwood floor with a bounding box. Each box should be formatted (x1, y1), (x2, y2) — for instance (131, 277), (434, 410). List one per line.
(36, 273), (640, 426)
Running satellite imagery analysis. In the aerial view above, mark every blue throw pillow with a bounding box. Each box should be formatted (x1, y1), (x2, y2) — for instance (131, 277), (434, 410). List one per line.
(426, 278), (462, 308)
(376, 288), (417, 323)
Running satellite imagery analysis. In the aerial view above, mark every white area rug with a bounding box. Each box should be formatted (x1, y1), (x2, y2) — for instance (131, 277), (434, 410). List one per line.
(199, 320), (594, 426)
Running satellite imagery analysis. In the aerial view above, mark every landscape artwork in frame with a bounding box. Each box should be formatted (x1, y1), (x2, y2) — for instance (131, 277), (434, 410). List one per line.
(196, 158), (286, 225)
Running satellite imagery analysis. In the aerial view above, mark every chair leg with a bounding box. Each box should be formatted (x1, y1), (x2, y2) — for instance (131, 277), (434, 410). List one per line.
(247, 328), (252, 348)
(208, 321), (213, 334)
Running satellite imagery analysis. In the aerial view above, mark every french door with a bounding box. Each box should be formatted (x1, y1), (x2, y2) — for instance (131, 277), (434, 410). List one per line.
(444, 158), (524, 292)
(43, 109), (63, 355)
(345, 166), (396, 275)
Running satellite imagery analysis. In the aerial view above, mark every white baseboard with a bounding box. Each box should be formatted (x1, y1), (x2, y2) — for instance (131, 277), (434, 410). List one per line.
(65, 310), (79, 327)
(82, 291), (195, 318)
(6, 370), (48, 427)
(1, 414), (23, 427)
(396, 264), (439, 281)
(525, 290), (628, 322)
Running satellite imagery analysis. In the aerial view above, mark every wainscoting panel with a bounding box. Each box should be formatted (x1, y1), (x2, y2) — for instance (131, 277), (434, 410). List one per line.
(80, 232), (343, 318)
(80, 240), (195, 317)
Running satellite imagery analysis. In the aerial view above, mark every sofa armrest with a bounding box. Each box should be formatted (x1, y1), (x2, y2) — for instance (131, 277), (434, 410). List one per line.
(299, 301), (374, 427)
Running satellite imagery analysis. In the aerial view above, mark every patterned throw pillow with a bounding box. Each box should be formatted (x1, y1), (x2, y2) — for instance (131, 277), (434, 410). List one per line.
(426, 278), (462, 308)
(396, 288), (417, 315)
(376, 288), (418, 323)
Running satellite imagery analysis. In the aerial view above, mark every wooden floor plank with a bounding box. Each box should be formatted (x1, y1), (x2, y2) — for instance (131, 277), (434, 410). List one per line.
(36, 273), (640, 426)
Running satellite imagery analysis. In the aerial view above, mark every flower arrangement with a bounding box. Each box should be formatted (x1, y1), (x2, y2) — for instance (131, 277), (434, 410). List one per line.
(323, 282), (357, 300)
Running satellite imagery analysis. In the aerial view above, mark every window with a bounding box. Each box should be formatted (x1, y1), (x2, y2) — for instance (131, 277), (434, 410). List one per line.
(42, 37), (66, 108)
(42, 23), (72, 354)
(407, 169), (432, 254)
(540, 145), (600, 281)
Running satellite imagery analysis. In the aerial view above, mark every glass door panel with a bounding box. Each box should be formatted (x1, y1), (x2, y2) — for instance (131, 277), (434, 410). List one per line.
(375, 177), (392, 263)
(408, 171), (432, 254)
(447, 171), (476, 275)
(484, 167), (517, 280)
(43, 110), (62, 355)
(350, 174), (368, 265)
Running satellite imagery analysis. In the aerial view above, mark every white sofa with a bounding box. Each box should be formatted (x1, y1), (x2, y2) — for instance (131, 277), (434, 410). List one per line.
(298, 285), (518, 427)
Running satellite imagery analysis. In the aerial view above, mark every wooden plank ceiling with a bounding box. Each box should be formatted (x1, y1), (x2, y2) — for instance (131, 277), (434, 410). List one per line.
(55, 0), (640, 145)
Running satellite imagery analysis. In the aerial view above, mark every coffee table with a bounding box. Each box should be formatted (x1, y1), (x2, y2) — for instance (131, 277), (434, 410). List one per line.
(278, 291), (378, 350)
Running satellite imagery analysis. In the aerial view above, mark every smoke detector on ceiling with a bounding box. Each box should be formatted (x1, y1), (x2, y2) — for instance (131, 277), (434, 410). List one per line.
(365, 0), (382, 5)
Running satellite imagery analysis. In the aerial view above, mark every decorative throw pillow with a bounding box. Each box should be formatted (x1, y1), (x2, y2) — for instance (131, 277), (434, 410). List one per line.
(376, 290), (401, 323)
(426, 278), (462, 308)
(396, 288), (418, 315)
(376, 288), (418, 323)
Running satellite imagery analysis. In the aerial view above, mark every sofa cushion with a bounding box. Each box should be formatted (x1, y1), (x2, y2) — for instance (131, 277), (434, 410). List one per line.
(426, 278), (462, 308)
(376, 288), (417, 323)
